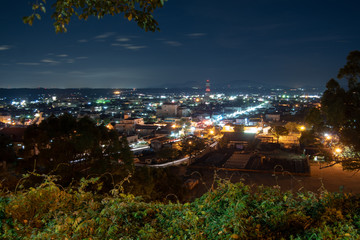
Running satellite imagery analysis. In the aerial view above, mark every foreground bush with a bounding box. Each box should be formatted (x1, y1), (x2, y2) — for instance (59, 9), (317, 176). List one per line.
(1, 176), (360, 239)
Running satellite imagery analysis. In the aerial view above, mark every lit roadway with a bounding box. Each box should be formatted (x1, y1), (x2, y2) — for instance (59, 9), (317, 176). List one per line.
(225, 102), (268, 119)
(135, 141), (218, 168)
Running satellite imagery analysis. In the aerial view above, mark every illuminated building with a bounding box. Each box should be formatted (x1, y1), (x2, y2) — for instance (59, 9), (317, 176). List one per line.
(205, 79), (210, 97)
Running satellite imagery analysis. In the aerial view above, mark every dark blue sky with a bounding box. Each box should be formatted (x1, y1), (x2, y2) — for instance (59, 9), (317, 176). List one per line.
(0, 0), (359, 89)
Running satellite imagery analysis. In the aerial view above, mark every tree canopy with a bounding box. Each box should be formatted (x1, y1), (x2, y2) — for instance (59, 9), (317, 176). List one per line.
(306, 50), (360, 169)
(24, 0), (166, 33)
(321, 51), (360, 152)
(178, 135), (205, 158)
(271, 126), (288, 143)
(22, 114), (132, 171)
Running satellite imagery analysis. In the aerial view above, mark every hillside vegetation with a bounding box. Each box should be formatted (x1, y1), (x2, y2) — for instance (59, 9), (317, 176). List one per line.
(1, 176), (360, 239)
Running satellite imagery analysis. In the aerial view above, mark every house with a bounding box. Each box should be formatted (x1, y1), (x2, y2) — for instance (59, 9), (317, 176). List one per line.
(0, 127), (26, 153)
(115, 117), (144, 133)
(156, 103), (178, 118)
(178, 107), (191, 117)
(135, 124), (159, 137)
(222, 132), (256, 150)
(126, 134), (139, 144)
(0, 114), (11, 124)
(265, 114), (281, 122)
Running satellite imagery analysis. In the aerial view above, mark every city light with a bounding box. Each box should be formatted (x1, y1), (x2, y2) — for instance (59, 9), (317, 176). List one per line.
(334, 148), (342, 154)
(222, 125), (234, 132)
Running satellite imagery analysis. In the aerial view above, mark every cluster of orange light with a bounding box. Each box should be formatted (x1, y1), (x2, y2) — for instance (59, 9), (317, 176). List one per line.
(334, 148), (342, 154)
(222, 125), (234, 132)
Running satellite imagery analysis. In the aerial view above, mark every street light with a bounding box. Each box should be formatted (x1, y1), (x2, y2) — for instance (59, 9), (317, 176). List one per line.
(299, 126), (306, 131)
(334, 148), (342, 154)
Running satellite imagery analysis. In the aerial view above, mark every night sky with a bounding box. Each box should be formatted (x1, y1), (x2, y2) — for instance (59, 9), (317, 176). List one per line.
(0, 0), (359, 89)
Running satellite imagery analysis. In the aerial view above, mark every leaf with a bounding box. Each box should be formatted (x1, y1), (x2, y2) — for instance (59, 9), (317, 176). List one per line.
(41, 6), (46, 13)
(35, 14), (41, 20)
(127, 14), (132, 21)
(231, 234), (239, 239)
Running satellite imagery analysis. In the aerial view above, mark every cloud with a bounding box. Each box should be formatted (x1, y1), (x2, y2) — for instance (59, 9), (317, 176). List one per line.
(36, 71), (53, 75)
(111, 43), (146, 50)
(68, 71), (85, 74)
(94, 32), (115, 39)
(41, 59), (59, 64)
(111, 43), (131, 47)
(78, 39), (88, 43)
(76, 56), (88, 60)
(66, 59), (75, 64)
(186, 33), (207, 37)
(0, 45), (11, 51)
(116, 37), (130, 42)
(276, 35), (345, 46)
(16, 62), (40, 66)
(111, 43), (123, 47)
(164, 41), (182, 47)
(57, 54), (68, 57)
(125, 45), (147, 50)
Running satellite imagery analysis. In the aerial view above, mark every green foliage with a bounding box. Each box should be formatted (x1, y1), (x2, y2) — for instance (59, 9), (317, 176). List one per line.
(24, 0), (166, 33)
(1, 177), (360, 239)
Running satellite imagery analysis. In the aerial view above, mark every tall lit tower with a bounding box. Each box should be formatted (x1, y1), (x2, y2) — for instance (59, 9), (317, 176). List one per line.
(205, 79), (211, 97)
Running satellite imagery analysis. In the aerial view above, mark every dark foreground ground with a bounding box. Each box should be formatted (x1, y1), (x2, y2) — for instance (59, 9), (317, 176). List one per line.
(182, 162), (360, 201)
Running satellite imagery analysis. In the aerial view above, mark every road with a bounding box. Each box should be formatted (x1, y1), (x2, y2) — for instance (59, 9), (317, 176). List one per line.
(136, 141), (218, 168)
